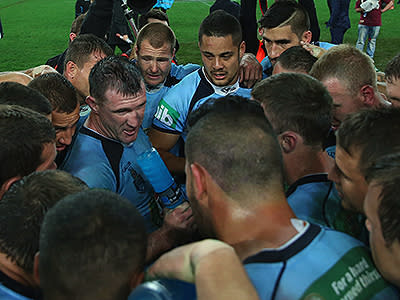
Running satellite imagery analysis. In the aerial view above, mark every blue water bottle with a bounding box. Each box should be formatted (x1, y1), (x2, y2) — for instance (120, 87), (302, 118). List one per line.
(135, 136), (187, 209)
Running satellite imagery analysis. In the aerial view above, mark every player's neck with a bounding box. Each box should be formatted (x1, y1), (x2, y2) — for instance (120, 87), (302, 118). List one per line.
(219, 198), (299, 260)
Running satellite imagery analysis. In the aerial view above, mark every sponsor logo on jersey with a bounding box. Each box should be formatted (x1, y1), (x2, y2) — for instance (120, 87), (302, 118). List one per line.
(154, 99), (180, 129)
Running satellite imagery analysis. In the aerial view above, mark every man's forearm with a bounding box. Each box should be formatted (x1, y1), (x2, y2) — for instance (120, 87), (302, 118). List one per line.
(157, 150), (186, 176)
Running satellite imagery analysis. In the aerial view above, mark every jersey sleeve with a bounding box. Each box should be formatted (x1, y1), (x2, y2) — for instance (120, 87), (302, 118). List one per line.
(152, 71), (199, 134)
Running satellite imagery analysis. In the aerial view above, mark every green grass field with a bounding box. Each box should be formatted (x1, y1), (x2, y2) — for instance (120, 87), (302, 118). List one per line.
(1, 0), (399, 71)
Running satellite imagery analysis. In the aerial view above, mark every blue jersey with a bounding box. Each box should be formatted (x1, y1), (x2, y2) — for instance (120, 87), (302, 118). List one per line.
(244, 222), (398, 300)
(61, 121), (163, 232)
(287, 174), (342, 228)
(286, 174), (368, 244)
(152, 67), (251, 141)
(0, 284), (32, 300)
(143, 63), (200, 129)
(0, 271), (39, 300)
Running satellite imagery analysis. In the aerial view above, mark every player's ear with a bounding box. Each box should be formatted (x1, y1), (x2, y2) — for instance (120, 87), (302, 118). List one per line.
(302, 30), (312, 43)
(0, 176), (20, 199)
(190, 163), (208, 201)
(278, 131), (299, 154)
(239, 41), (246, 59)
(86, 95), (99, 113)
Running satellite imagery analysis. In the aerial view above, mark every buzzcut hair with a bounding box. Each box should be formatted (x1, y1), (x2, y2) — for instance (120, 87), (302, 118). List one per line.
(136, 22), (176, 54)
(29, 73), (79, 114)
(198, 9), (243, 47)
(64, 34), (113, 69)
(0, 170), (87, 273)
(138, 9), (170, 29)
(0, 105), (55, 187)
(186, 96), (284, 200)
(252, 73), (332, 147)
(365, 152), (400, 246)
(275, 45), (317, 74)
(337, 107), (400, 176)
(385, 53), (400, 84)
(89, 56), (144, 105)
(0, 82), (52, 116)
(310, 44), (377, 96)
(258, 0), (310, 39)
(39, 189), (147, 300)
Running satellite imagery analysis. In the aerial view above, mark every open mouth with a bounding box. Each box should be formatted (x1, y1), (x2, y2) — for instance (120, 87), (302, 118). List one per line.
(123, 128), (137, 137)
(212, 73), (226, 80)
(56, 145), (66, 152)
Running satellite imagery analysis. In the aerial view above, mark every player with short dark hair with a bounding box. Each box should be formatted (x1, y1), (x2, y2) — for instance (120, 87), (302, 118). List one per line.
(0, 105), (56, 199)
(0, 170), (87, 300)
(184, 95), (398, 299)
(0, 82), (52, 118)
(149, 10), (251, 176)
(38, 189), (147, 300)
(272, 45), (317, 74)
(29, 73), (80, 153)
(329, 107), (400, 214)
(364, 152), (400, 288)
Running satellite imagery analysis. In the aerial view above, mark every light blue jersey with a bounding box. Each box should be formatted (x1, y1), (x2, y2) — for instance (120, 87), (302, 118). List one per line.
(244, 221), (398, 300)
(152, 67), (251, 141)
(61, 120), (162, 232)
(143, 63), (199, 129)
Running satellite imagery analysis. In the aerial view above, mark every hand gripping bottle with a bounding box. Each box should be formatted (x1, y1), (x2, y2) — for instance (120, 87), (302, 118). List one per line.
(134, 135), (187, 210)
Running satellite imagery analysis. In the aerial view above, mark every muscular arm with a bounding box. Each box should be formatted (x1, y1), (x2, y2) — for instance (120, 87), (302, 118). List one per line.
(148, 129), (185, 176)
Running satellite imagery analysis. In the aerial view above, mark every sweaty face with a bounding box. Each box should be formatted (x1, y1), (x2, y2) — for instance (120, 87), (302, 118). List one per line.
(261, 25), (302, 66)
(136, 39), (173, 88)
(386, 78), (400, 108)
(364, 183), (400, 286)
(328, 146), (368, 214)
(322, 77), (364, 130)
(36, 142), (57, 171)
(96, 86), (146, 145)
(73, 51), (107, 98)
(185, 162), (217, 239)
(52, 103), (80, 152)
(199, 35), (244, 87)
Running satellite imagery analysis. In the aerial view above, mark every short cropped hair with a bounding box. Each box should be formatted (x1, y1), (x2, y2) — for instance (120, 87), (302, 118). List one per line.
(70, 13), (86, 35)
(186, 96), (284, 200)
(252, 73), (332, 147)
(39, 189), (147, 300)
(29, 73), (79, 114)
(310, 44), (377, 96)
(198, 10), (242, 47)
(258, 0), (310, 39)
(138, 9), (170, 29)
(136, 22), (176, 54)
(275, 46), (317, 73)
(0, 170), (87, 273)
(366, 152), (400, 246)
(337, 107), (400, 175)
(0, 105), (55, 187)
(385, 53), (400, 84)
(64, 34), (113, 70)
(89, 56), (144, 105)
(0, 82), (52, 116)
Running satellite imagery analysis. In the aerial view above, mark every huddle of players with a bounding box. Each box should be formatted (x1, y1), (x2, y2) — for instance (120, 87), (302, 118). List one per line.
(2, 0), (400, 299)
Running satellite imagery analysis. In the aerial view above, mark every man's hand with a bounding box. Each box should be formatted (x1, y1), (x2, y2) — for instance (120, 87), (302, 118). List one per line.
(162, 201), (195, 240)
(23, 65), (58, 78)
(239, 53), (262, 88)
(300, 41), (327, 59)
